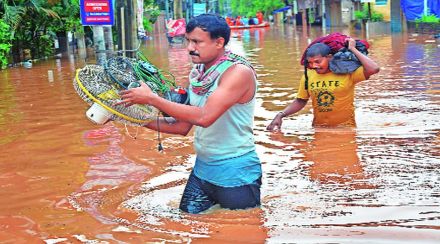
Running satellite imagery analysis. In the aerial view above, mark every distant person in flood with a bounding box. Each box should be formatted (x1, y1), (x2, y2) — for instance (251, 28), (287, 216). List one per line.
(253, 16), (259, 25)
(248, 16), (256, 25)
(242, 16), (249, 26)
(267, 38), (380, 130)
(235, 16), (243, 26)
(225, 16), (233, 26)
(256, 11), (264, 24)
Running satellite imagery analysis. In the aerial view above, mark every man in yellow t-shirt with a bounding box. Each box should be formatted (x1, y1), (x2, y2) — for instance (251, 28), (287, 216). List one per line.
(267, 38), (380, 129)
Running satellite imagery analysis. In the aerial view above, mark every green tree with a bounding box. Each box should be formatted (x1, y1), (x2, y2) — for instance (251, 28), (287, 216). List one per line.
(230, 0), (284, 18)
(1, 0), (61, 62)
(354, 3), (384, 22)
(0, 19), (12, 69)
(50, 0), (81, 34)
(143, 0), (161, 33)
(1, 0), (59, 38)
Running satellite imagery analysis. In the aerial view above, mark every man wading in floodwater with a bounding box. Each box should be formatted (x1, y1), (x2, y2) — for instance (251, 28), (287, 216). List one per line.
(267, 38), (380, 129)
(117, 14), (261, 214)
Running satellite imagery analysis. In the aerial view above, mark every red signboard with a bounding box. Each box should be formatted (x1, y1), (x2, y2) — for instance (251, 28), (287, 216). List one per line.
(84, 1), (110, 12)
(80, 0), (114, 26)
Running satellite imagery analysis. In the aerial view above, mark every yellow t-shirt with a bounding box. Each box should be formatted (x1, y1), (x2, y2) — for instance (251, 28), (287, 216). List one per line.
(297, 67), (366, 126)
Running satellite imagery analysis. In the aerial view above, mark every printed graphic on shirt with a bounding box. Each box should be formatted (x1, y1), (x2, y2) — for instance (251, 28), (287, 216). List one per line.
(309, 80), (340, 89)
(310, 79), (339, 112)
(316, 91), (335, 112)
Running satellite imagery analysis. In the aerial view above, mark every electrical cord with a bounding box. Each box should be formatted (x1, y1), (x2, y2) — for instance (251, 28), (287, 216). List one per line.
(156, 115), (163, 152)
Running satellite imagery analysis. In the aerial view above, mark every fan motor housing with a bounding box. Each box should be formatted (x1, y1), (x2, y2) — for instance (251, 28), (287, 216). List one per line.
(86, 102), (112, 125)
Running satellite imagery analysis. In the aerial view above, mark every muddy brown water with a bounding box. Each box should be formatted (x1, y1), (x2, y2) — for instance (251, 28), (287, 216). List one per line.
(1, 25), (439, 243)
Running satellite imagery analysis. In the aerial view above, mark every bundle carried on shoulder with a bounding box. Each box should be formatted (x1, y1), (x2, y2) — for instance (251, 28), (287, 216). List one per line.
(73, 52), (187, 126)
(300, 32), (370, 74)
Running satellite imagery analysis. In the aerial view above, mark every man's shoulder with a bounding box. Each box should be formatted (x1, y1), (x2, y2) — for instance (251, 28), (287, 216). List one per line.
(227, 52), (252, 65)
(217, 64), (256, 90)
(225, 63), (255, 78)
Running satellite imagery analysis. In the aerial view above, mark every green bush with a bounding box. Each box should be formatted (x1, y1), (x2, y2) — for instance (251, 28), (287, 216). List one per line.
(37, 34), (55, 58)
(415, 14), (440, 23)
(354, 4), (384, 22)
(0, 20), (12, 69)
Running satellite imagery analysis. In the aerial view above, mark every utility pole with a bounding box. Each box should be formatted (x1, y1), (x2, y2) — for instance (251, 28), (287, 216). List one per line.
(186, 0), (194, 22)
(423, 0), (428, 16)
(367, 2), (372, 20)
(292, 0), (297, 27)
(104, 26), (114, 52)
(174, 0), (183, 19)
(92, 26), (106, 65)
(321, 0), (326, 32)
(165, 0), (170, 20)
(302, 9), (307, 30)
(116, 0), (138, 57)
(76, 28), (86, 58)
(391, 0), (403, 33)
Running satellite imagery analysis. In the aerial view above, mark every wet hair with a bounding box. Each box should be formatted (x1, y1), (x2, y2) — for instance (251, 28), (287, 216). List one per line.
(186, 14), (230, 46)
(303, 43), (331, 90)
(305, 43), (331, 59)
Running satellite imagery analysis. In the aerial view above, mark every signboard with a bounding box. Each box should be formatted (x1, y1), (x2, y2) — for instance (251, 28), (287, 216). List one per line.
(80, 0), (114, 26)
(193, 3), (206, 17)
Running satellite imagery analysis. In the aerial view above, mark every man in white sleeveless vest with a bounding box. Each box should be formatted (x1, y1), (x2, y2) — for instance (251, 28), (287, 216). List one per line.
(118, 14), (261, 214)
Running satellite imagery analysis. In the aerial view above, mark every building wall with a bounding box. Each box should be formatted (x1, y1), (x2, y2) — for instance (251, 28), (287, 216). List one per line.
(329, 0), (343, 26)
(341, 0), (355, 26)
(374, 0), (391, 21)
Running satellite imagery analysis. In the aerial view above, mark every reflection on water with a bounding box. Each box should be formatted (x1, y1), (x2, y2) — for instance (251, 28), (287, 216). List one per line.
(0, 25), (439, 243)
(304, 129), (371, 188)
(66, 125), (150, 224)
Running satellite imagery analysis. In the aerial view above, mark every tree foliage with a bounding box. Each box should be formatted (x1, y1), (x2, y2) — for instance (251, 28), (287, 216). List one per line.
(143, 0), (161, 32)
(354, 3), (384, 22)
(1, 0), (60, 38)
(0, 19), (12, 69)
(1, 0), (82, 62)
(230, 0), (285, 17)
(50, 0), (81, 33)
(0, 0), (159, 62)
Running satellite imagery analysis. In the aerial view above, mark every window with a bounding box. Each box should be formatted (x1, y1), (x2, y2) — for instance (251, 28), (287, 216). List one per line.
(375, 0), (388, 6)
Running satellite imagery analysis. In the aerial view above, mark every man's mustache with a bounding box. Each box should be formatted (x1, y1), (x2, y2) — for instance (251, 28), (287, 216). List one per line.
(189, 51), (200, 57)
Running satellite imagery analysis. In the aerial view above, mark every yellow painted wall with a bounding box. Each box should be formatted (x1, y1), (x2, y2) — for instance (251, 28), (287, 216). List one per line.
(374, 1), (391, 22)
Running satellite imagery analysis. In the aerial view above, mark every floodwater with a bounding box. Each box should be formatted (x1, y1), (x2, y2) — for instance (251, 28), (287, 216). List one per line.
(0, 25), (439, 243)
